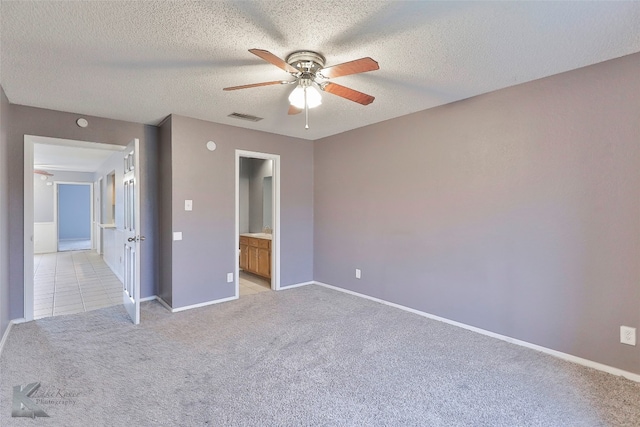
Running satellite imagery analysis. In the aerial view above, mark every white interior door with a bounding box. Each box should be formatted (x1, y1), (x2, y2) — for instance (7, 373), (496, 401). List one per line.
(96, 178), (102, 254)
(123, 138), (141, 324)
(94, 180), (99, 251)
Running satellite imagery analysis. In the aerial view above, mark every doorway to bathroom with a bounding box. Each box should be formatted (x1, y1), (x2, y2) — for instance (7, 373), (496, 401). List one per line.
(235, 150), (280, 298)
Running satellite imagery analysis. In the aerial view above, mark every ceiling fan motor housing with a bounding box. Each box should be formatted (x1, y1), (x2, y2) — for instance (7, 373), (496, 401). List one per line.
(286, 51), (326, 77)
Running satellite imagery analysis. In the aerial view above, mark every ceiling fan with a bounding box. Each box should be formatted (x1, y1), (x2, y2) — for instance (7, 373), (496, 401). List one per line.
(223, 49), (379, 129)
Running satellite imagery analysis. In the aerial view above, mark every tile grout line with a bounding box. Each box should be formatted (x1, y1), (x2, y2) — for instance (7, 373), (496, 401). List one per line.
(84, 253), (103, 308)
(73, 251), (87, 313)
(54, 252), (81, 316)
(34, 253), (55, 318)
(33, 254), (41, 277)
(36, 250), (126, 316)
(95, 254), (120, 304)
(51, 252), (59, 317)
(85, 251), (120, 309)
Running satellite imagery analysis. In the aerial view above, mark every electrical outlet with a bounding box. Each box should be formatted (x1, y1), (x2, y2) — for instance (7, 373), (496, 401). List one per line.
(620, 326), (636, 346)
(355, 269), (361, 279)
(185, 200), (193, 211)
(226, 273), (233, 283)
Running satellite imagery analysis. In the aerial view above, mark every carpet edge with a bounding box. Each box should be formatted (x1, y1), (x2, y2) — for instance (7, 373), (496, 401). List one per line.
(314, 281), (640, 383)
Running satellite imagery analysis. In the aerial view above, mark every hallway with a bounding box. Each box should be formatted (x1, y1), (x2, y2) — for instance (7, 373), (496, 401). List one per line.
(33, 250), (123, 319)
(58, 239), (92, 252)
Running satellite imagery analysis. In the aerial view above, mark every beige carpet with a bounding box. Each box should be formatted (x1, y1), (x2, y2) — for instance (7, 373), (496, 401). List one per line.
(1, 285), (639, 426)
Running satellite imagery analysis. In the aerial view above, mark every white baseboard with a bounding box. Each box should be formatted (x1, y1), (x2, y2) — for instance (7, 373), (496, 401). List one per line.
(172, 296), (238, 312)
(279, 281), (314, 290)
(154, 295), (238, 313)
(147, 280), (313, 314)
(0, 318), (27, 357)
(0, 322), (13, 357)
(155, 296), (173, 312)
(314, 281), (640, 383)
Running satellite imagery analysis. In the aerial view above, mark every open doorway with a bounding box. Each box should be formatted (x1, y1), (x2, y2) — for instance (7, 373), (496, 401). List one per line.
(56, 182), (93, 252)
(235, 150), (280, 298)
(24, 135), (129, 321)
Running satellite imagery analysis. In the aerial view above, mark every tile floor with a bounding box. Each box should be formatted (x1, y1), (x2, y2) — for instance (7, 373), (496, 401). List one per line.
(239, 270), (271, 296)
(33, 250), (124, 319)
(58, 239), (92, 252)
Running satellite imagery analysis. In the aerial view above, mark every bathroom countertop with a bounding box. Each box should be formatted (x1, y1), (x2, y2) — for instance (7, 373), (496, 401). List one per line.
(240, 233), (272, 240)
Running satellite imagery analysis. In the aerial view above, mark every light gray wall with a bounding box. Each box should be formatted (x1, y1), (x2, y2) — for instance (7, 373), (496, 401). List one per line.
(95, 150), (125, 229)
(238, 158), (250, 234)
(0, 86), (10, 339)
(239, 157), (273, 233)
(34, 170), (94, 223)
(167, 115), (314, 308)
(7, 105), (159, 319)
(142, 126), (159, 299)
(263, 176), (273, 230)
(158, 116), (173, 306)
(314, 52), (640, 375)
(249, 158), (272, 233)
(102, 172), (116, 224)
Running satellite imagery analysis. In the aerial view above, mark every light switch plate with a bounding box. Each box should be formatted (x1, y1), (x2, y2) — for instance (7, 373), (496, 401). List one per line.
(185, 200), (193, 211)
(355, 269), (361, 279)
(173, 232), (183, 241)
(621, 326), (636, 346)
(227, 273), (233, 283)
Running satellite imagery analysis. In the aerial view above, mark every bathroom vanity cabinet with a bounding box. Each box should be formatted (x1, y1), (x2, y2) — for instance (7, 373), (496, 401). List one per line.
(239, 234), (271, 279)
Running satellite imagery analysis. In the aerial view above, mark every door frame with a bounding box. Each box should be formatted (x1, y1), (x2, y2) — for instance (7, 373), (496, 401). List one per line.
(23, 135), (127, 322)
(95, 177), (103, 254)
(235, 150), (281, 296)
(24, 139), (35, 321)
(54, 181), (94, 252)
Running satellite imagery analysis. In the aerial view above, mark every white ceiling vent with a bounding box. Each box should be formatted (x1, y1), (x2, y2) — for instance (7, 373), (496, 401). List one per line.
(228, 112), (263, 122)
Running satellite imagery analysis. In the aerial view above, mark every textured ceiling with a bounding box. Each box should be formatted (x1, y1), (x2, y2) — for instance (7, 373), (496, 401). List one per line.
(2, 1), (640, 141)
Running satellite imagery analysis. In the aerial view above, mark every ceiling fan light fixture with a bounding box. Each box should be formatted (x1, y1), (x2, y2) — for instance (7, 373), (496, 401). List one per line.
(288, 84), (321, 109)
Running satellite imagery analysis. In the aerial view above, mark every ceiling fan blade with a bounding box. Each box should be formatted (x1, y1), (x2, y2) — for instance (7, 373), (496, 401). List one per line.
(320, 57), (379, 79)
(248, 49), (299, 74)
(288, 105), (302, 115)
(223, 81), (285, 91)
(322, 82), (375, 105)
(34, 169), (54, 176)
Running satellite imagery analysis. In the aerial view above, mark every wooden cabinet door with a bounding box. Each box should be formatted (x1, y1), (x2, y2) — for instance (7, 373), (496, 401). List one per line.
(239, 243), (249, 270)
(257, 247), (270, 278)
(248, 245), (259, 273)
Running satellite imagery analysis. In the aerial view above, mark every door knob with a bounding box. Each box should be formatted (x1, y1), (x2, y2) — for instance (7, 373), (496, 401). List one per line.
(127, 237), (136, 242)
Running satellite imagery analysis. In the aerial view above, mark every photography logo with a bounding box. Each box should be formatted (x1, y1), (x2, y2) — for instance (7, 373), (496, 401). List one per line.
(12, 382), (49, 418)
